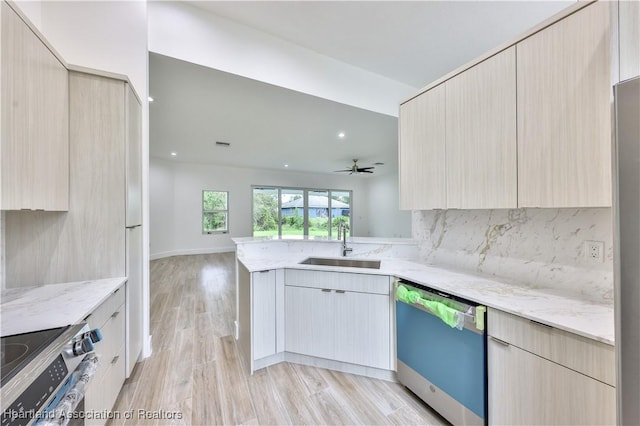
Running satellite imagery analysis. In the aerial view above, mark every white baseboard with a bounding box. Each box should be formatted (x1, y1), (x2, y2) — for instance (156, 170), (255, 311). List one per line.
(150, 246), (236, 260)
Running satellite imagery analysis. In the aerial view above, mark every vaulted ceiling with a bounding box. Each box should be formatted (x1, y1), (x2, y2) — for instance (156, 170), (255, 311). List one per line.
(149, 1), (573, 176)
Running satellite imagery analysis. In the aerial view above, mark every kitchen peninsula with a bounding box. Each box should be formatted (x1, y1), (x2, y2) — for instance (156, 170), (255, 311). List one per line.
(234, 236), (616, 424)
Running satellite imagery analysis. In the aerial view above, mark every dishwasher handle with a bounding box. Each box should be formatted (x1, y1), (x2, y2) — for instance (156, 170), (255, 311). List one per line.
(395, 281), (486, 333)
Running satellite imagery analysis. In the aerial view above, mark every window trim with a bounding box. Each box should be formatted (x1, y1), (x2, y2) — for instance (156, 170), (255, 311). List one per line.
(202, 190), (229, 235)
(251, 185), (352, 238)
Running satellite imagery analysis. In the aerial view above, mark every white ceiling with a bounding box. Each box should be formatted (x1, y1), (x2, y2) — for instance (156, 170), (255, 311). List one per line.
(186, 1), (573, 88)
(150, 1), (573, 176)
(149, 53), (398, 175)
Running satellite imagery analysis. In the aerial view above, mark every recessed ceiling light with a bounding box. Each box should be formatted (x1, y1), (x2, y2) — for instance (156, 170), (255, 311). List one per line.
(170, 152), (177, 156)
(148, 96), (154, 102)
(338, 132), (345, 139)
(284, 164), (289, 168)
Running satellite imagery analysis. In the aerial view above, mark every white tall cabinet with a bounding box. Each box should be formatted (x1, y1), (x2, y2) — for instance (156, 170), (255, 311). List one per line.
(125, 84), (143, 377)
(619, 0), (640, 81)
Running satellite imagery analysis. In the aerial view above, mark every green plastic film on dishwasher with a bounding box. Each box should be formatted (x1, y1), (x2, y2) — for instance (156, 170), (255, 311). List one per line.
(396, 285), (461, 328)
(475, 306), (486, 331)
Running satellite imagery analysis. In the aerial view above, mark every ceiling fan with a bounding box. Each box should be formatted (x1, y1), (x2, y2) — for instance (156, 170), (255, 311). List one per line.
(334, 159), (375, 174)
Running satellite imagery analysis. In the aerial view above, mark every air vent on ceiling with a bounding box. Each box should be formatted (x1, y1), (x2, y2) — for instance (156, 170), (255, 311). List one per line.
(216, 141), (231, 147)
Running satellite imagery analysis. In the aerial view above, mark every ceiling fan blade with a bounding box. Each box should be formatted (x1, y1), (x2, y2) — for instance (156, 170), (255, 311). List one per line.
(360, 170), (374, 173)
(358, 167), (374, 171)
(334, 169), (352, 172)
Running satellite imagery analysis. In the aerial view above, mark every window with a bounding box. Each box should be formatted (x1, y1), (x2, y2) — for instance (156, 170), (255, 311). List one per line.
(252, 186), (351, 238)
(203, 190), (228, 234)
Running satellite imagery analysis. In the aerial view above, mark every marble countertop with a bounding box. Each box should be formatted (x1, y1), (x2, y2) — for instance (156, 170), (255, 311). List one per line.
(237, 253), (614, 346)
(0, 277), (127, 336)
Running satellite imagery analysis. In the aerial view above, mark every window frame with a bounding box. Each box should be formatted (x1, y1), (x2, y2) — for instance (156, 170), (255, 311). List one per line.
(251, 185), (352, 238)
(202, 190), (229, 235)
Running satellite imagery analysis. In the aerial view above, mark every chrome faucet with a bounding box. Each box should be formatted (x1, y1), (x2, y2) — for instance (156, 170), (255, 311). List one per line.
(337, 222), (353, 257)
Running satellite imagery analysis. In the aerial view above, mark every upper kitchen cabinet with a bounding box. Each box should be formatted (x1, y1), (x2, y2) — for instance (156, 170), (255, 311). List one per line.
(1, 1), (69, 211)
(445, 47), (517, 209)
(398, 84), (446, 210)
(125, 84), (142, 226)
(517, 1), (612, 208)
(5, 72), (126, 286)
(619, 0), (640, 81)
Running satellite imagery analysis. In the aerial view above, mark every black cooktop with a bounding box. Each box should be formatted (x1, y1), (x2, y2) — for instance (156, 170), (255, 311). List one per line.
(0, 327), (67, 387)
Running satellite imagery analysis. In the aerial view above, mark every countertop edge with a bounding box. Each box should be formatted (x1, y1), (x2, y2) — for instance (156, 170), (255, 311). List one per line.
(0, 277), (127, 337)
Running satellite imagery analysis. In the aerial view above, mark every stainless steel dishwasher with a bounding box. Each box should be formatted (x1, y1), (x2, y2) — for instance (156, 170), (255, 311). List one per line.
(395, 279), (487, 425)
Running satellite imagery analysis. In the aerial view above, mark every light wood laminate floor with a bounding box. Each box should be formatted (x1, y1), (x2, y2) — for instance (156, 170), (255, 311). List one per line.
(108, 253), (448, 426)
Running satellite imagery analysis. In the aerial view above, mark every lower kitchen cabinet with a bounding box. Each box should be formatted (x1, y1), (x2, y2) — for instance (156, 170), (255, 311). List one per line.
(333, 290), (391, 368)
(285, 285), (335, 360)
(284, 269), (392, 370)
(252, 269), (278, 360)
(489, 339), (615, 425)
(84, 286), (126, 426)
(237, 264), (286, 371)
(487, 308), (615, 425)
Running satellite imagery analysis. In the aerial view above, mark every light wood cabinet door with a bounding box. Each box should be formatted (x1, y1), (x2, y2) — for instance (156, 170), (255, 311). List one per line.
(398, 85), (446, 210)
(445, 47), (517, 209)
(488, 337), (616, 425)
(619, 0), (640, 81)
(125, 84), (142, 226)
(333, 290), (390, 369)
(252, 270), (277, 360)
(488, 307), (615, 386)
(517, 1), (611, 208)
(5, 72), (125, 286)
(285, 285), (334, 360)
(1, 1), (69, 211)
(126, 227), (143, 377)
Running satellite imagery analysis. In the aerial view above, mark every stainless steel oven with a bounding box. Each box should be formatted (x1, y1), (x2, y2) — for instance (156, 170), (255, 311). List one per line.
(1, 324), (102, 426)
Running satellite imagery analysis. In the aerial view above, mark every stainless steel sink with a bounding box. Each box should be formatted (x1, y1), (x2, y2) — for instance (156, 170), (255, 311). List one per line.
(299, 257), (381, 269)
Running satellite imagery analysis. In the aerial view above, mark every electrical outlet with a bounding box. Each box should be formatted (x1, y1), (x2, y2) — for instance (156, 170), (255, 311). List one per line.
(585, 240), (605, 262)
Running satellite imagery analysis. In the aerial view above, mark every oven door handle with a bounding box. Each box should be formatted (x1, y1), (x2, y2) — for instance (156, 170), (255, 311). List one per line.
(41, 353), (100, 424)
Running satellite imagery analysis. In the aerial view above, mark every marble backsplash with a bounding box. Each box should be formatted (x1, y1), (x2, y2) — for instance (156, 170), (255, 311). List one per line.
(412, 208), (614, 303)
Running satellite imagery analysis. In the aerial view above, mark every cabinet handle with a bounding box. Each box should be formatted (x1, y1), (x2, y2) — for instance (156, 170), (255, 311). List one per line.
(258, 270), (270, 273)
(321, 289), (331, 292)
(111, 355), (120, 364)
(530, 319), (553, 329)
(335, 290), (346, 294)
(111, 311), (120, 318)
(489, 336), (510, 347)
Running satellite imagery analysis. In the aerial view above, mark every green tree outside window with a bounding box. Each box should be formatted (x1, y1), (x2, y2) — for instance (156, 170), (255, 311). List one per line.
(203, 190), (228, 233)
